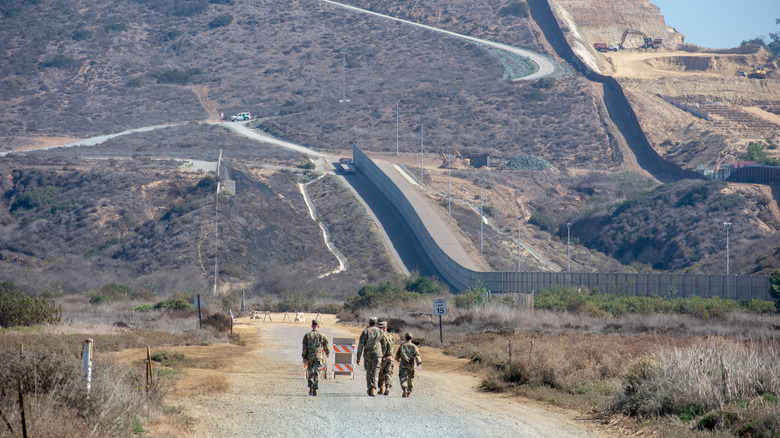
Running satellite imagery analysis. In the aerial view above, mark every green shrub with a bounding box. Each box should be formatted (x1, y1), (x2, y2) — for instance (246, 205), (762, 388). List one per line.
(769, 269), (780, 304)
(528, 213), (557, 233)
(707, 193), (747, 212)
(208, 14), (233, 28)
(150, 350), (187, 366)
(153, 295), (193, 311)
(405, 276), (439, 294)
(498, 1), (528, 18)
(104, 22), (128, 32)
(10, 186), (62, 213)
(89, 295), (113, 305)
(73, 28), (93, 40)
(149, 68), (201, 84)
(126, 77), (143, 88)
(344, 280), (434, 310)
(163, 28), (184, 41)
(133, 304), (155, 312)
(41, 54), (77, 69)
(0, 281), (61, 327)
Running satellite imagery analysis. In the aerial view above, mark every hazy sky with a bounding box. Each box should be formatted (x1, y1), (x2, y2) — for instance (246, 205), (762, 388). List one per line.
(650, 0), (780, 49)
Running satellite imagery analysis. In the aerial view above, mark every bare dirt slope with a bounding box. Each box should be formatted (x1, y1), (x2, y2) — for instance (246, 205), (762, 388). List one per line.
(132, 315), (612, 437)
(551, 0), (780, 168)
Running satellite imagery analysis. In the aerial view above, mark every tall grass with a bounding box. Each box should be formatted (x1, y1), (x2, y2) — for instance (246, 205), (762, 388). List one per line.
(0, 349), (164, 437)
(613, 337), (780, 418)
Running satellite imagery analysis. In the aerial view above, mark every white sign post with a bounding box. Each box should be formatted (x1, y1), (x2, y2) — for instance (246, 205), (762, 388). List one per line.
(433, 299), (447, 343)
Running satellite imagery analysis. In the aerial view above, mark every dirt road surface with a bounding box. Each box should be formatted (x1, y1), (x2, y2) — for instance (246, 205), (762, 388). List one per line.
(146, 315), (608, 437)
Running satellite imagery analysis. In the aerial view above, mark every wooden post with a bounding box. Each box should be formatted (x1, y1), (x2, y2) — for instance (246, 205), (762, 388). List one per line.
(508, 340), (512, 365)
(18, 377), (28, 438)
(20, 343), (23, 356)
(146, 346), (153, 393)
(197, 294), (202, 329)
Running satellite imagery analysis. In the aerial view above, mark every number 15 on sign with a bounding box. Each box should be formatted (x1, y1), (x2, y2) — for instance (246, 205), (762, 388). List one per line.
(433, 299), (446, 343)
(433, 299), (447, 315)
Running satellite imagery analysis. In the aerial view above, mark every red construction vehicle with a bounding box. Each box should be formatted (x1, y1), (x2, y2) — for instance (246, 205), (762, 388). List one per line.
(336, 157), (355, 174)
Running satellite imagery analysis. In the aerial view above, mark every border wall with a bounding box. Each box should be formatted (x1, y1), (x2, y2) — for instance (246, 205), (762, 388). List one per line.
(525, 0), (780, 185)
(353, 144), (770, 300)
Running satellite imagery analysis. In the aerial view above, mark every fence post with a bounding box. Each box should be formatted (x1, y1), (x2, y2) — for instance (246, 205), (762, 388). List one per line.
(83, 339), (93, 393)
(18, 377), (27, 438)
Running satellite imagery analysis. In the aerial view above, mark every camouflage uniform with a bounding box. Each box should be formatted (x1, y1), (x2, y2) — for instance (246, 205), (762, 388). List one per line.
(377, 322), (395, 395)
(395, 334), (421, 397)
(301, 324), (330, 396)
(356, 318), (390, 396)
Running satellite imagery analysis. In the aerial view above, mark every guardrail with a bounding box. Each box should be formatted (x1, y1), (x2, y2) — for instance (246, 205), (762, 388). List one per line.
(354, 144), (770, 300)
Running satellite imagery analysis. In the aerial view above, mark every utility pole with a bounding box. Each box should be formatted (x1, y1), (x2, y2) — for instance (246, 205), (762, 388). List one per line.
(420, 124), (424, 183)
(396, 100), (400, 156)
(724, 222), (732, 275)
(479, 179), (484, 252)
(214, 149), (222, 296)
(567, 222), (571, 273)
(447, 148), (452, 214)
(518, 217), (522, 272)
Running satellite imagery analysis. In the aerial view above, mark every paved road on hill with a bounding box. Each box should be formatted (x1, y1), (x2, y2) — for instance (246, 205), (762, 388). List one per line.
(162, 316), (605, 438)
(322, 0), (557, 81)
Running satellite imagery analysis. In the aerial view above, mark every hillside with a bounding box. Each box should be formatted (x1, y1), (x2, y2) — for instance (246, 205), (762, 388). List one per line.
(0, 0), (778, 298)
(571, 180), (780, 273)
(0, 124), (398, 298)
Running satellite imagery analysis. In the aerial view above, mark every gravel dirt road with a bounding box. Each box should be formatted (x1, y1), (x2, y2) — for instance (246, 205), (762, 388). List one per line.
(145, 315), (609, 437)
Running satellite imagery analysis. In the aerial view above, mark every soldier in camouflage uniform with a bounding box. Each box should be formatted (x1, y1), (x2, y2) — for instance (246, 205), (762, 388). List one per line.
(377, 321), (394, 395)
(301, 319), (330, 396)
(395, 332), (422, 398)
(356, 316), (390, 396)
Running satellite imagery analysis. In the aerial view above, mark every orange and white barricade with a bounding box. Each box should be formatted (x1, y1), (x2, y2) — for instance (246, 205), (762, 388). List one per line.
(331, 337), (356, 379)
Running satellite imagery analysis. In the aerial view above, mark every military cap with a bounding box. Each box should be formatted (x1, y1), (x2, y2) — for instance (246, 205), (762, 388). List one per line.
(378, 321), (387, 328)
(369, 317), (378, 324)
(404, 332), (413, 340)
(311, 319), (319, 326)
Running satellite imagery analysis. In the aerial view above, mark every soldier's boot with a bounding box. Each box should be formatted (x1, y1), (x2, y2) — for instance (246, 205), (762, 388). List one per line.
(401, 387), (408, 397)
(368, 387), (376, 397)
(383, 385), (390, 395)
(308, 387), (313, 395)
(312, 388), (317, 396)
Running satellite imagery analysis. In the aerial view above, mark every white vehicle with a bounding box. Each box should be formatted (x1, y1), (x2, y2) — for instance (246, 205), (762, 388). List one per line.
(231, 112), (252, 121)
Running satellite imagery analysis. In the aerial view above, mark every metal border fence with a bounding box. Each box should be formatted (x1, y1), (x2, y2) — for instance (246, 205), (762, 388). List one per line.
(354, 144), (770, 300)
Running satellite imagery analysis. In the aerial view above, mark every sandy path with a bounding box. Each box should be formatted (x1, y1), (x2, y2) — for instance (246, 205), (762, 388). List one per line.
(136, 314), (609, 437)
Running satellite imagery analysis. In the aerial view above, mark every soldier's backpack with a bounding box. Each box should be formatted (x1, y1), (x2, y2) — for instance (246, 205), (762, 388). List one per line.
(306, 331), (323, 356)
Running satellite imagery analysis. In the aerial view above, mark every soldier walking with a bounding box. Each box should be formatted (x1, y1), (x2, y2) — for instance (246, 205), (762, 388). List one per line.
(356, 316), (390, 396)
(395, 332), (422, 398)
(377, 321), (395, 395)
(301, 319), (330, 396)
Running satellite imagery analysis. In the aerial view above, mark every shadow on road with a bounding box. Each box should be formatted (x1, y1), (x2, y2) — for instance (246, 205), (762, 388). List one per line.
(342, 173), (442, 281)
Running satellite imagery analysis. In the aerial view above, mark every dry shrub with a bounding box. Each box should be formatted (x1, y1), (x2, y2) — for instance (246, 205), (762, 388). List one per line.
(0, 349), (161, 437)
(202, 312), (231, 332)
(612, 337), (780, 421)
